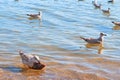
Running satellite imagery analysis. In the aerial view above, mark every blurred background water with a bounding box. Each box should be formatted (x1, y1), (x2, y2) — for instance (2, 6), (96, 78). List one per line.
(0, 0), (120, 80)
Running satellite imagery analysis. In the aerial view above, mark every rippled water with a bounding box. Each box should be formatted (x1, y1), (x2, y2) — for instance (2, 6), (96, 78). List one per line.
(0, 0), (120, 80)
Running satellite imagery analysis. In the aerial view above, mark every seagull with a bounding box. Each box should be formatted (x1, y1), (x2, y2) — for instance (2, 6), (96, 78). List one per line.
(19, 50), (45, 69)
(27, 11), (42, 20)
(80, 33), (107, 44)
(112, 21), (120, 26)
(108, 0), (114, 3)
(92, 0), (101, 9)
(102, 8), (110, 13)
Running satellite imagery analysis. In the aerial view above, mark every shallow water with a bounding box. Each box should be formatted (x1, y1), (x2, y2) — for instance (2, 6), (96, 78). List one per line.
(0, 0), (120, 80)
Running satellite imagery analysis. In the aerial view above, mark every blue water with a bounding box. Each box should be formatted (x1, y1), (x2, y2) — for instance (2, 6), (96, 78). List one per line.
(0, 0), (120, 80)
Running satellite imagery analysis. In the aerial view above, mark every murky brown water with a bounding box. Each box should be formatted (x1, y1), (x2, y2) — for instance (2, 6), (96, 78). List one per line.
(0, 0), (120, 80)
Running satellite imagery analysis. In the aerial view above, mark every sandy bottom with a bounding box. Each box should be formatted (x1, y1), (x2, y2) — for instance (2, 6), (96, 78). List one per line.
(0, 68), (107, 80)
(0, 51), (120, 80)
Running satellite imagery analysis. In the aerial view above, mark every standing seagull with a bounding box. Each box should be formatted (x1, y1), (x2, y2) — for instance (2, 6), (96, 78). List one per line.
(80, 33), (106, 44)
(19, 50), (45, 69)
(27, 11), (42, 20)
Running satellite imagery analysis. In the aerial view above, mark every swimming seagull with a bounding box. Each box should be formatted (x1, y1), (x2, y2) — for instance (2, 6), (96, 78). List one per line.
(27, 11), (42, 20)
(19, 50), (45, 69)
(80, 33), (107, 44)
(108, 0), (114, 3)
(92, 0), (101, 9)
(112, 21), (120, 26)
(102, 8), (110, 13)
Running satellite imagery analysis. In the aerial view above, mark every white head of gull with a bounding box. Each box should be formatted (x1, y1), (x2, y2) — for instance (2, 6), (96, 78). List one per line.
(19, 50), (45, 69)
(80, 33), (107, 44)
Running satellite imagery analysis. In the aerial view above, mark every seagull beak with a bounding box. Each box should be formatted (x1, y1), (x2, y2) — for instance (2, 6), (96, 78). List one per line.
(104, 34), (107, 36)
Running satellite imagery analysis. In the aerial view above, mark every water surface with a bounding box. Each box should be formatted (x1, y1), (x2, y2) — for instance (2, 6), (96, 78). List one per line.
(0, 0), (120, 80)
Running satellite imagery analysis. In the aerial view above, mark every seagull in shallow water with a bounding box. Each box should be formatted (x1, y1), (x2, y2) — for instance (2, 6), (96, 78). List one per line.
(102, 8), (110, 13)
(27, 11), (42, 20)
(80, 33), (107, 44)
(108, 0), (114, 3)
(19, 50), (45, 69)
(92, 0), (101, 9)
(112, 21), (120, 26)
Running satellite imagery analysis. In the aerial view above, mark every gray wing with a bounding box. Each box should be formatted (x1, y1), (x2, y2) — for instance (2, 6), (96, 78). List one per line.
(87, 39), (101, 44)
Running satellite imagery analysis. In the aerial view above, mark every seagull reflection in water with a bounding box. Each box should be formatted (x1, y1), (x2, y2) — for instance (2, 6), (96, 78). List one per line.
(113, 25), (120, 30)
(85, 43), (104, 54)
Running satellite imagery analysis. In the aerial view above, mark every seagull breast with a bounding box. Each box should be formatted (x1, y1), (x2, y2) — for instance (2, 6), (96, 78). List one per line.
(19, 51), (45, 69)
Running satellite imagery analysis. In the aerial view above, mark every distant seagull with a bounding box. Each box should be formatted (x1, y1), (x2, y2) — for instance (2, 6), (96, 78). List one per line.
(80, 33), (107, 44)
(27, 11), (42, 20)
(102, 8), (110, 13)
(19, 50), (45, 69)
(92, 0), (101, 9)
(108, 0), (114, 3)
(78, 0), (84, 1)
(112, 21), (120, 26)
